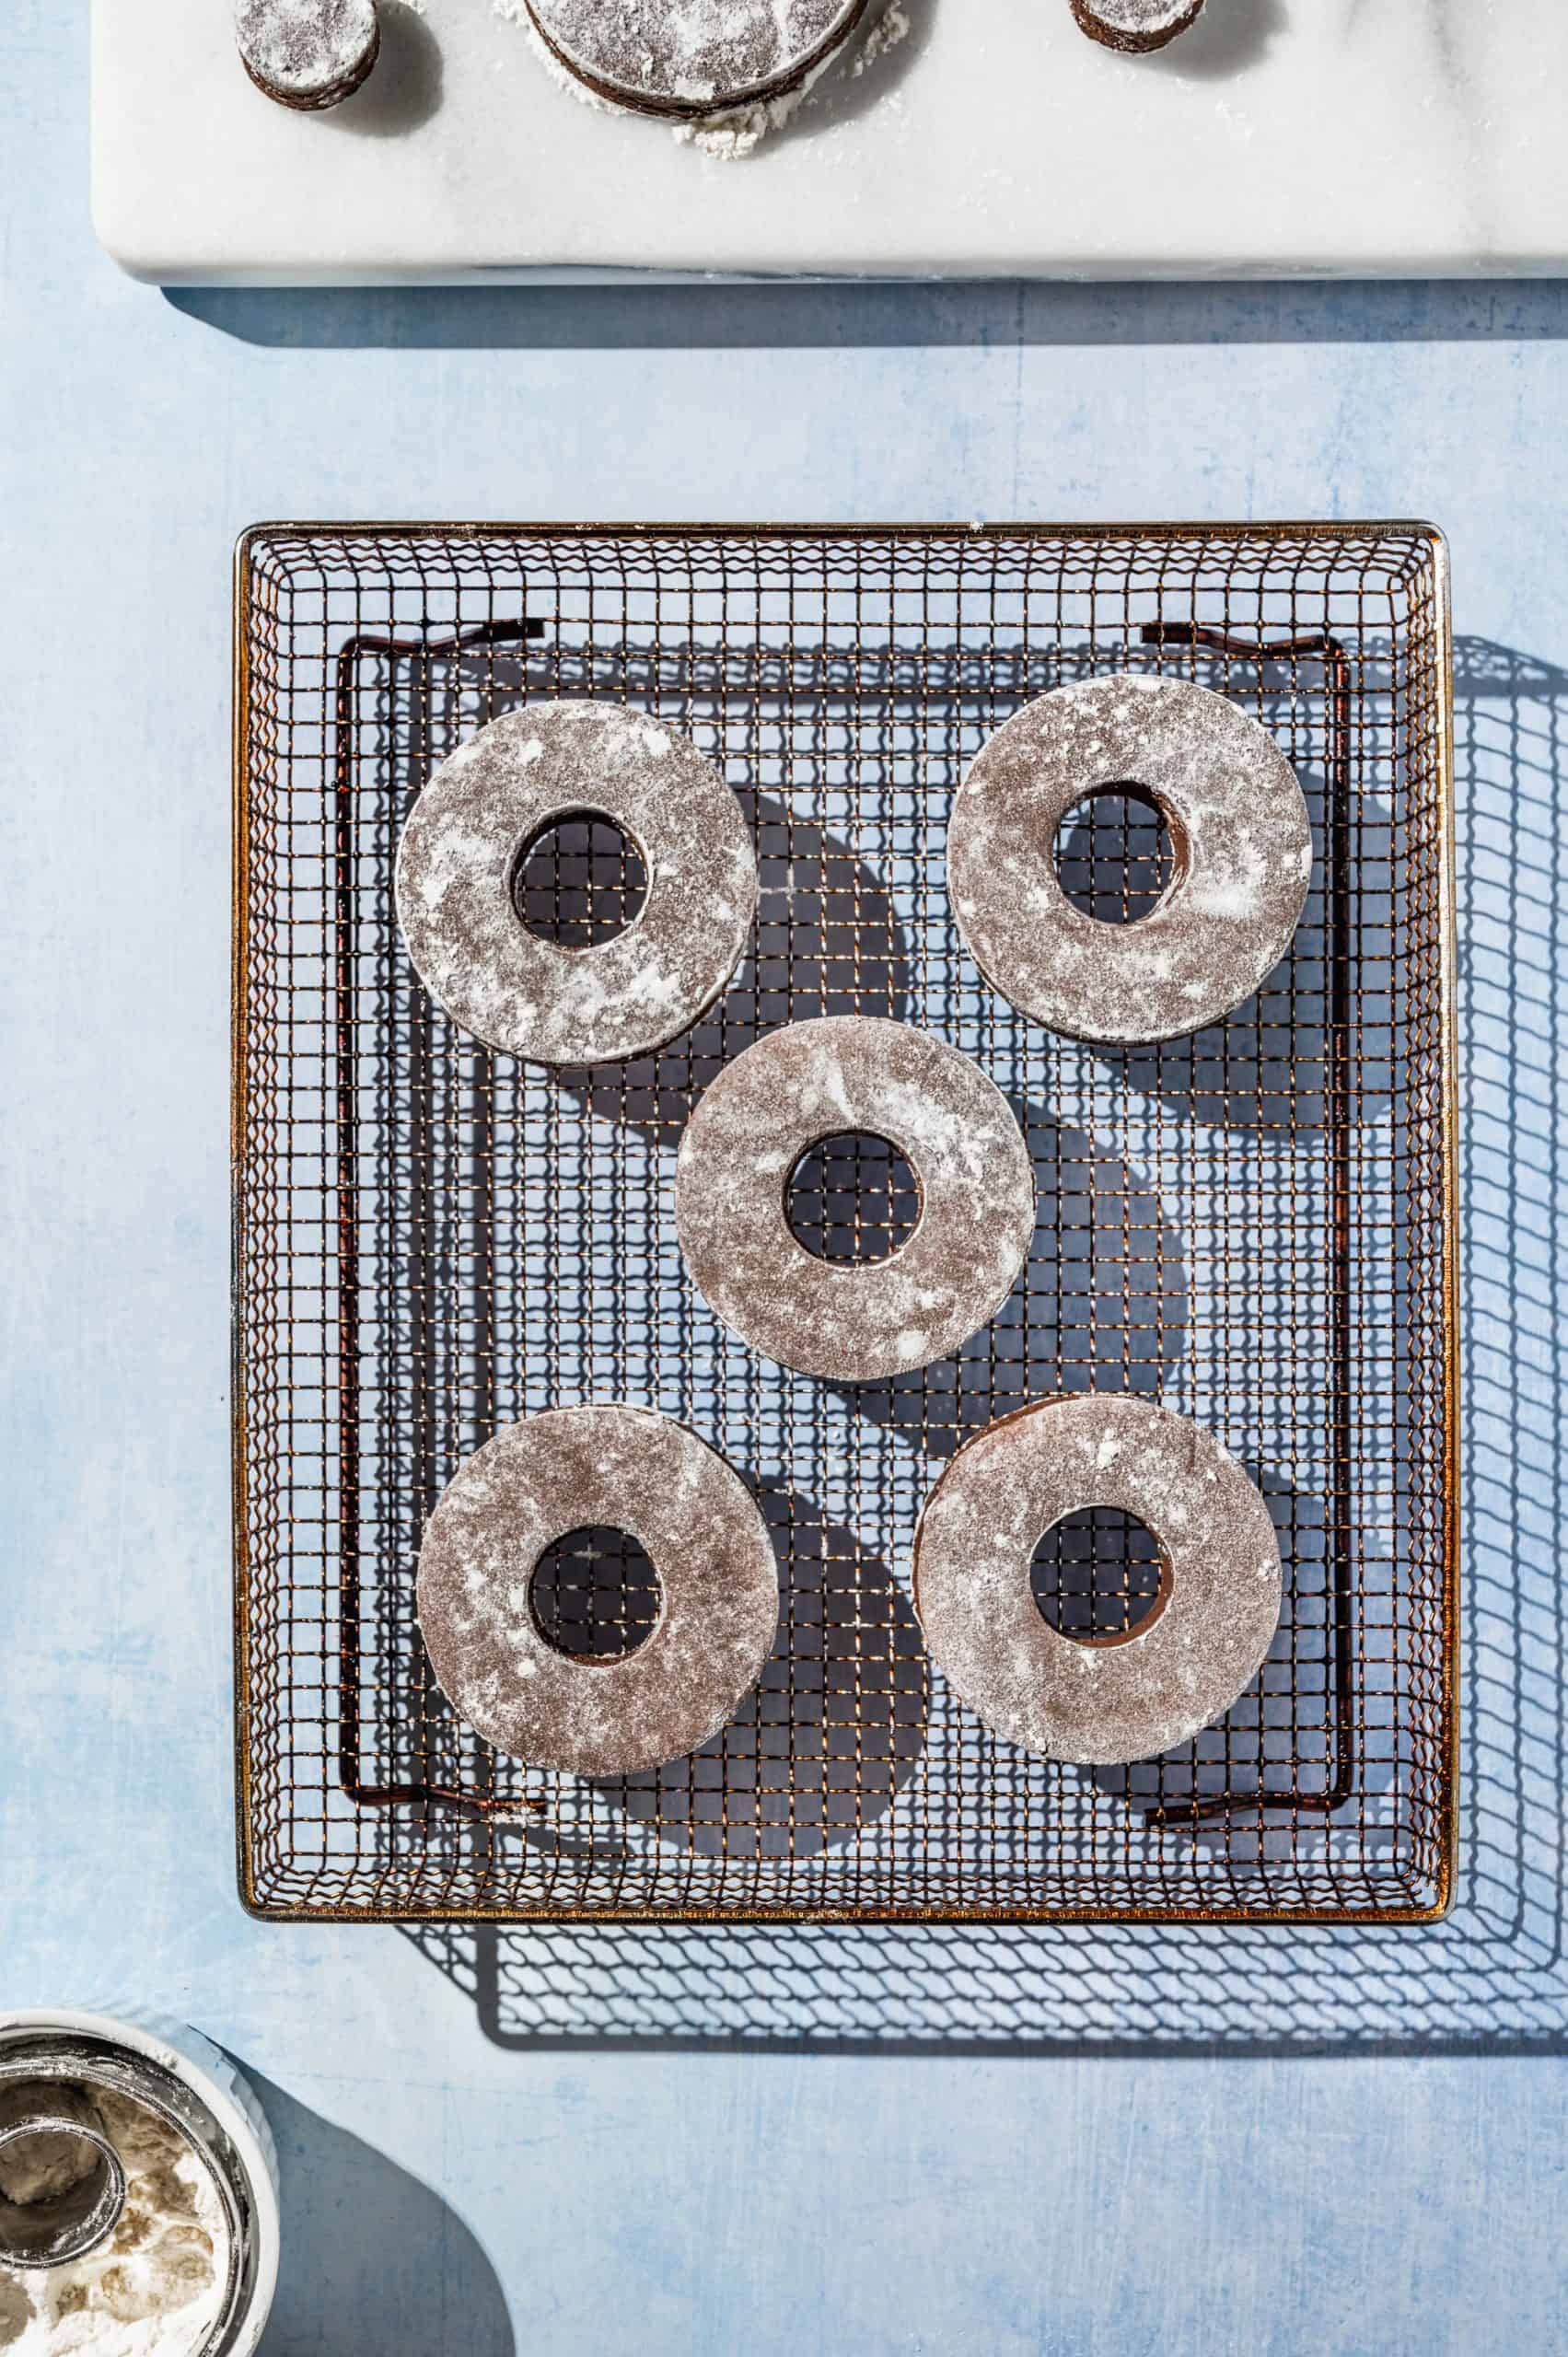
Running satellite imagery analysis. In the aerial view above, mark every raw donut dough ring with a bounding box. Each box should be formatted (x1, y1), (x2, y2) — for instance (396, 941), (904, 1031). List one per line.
(913, 1393), (1283, 1766)
(949, 674), (1312, 1045)
(674, 1016), (1036, 1384)
(235, 0), (380, 110)
(395, 702), (758, 1066)
(524, 0), (870, 120)
(416, 1407), (779, 1778)
(1071, 0), (1206, 55)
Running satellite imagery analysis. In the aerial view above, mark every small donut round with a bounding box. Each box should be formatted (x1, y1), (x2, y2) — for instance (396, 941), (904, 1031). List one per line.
(395, 702), (758, 1066)
(913, 1393), (1283, 1766)
(675, 1016), (1036, 1384)
(416, 1407), (779, 1777)
(949, 674), (1312, 1045)
(235, 0), (380, 110)
(525, 0), (868, 119)
(1071, 0), (1206, 53)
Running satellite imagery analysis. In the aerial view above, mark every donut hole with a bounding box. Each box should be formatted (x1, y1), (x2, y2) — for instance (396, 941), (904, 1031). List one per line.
(785, 1132), (921, 1266)
(529, 1526), (662, 1661)
(1053, 784), (1179, 925)
(510, 809), (648, 949)
(1030, 1507), (1170, 1646)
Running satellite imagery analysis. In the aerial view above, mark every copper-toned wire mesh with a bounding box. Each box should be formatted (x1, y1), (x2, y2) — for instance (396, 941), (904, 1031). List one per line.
(232, 523), (1457, 1922)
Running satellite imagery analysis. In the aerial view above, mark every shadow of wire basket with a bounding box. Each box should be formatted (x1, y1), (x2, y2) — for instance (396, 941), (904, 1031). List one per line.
(232, 521), (1458, 1925)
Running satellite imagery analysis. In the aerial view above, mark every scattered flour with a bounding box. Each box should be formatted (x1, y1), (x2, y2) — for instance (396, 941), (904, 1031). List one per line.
(670, 41), (839, 162)
(494, 0), (910, 158)
(0, 2089), (229, 2357)
(851, 2), (909, 74)
(504, 6), (618, 118)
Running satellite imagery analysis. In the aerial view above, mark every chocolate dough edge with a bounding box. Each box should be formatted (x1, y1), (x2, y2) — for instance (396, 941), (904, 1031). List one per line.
(523, 0), (872, 122)
(238, 6), (380, 110)
(1071, 0), (1206, 56)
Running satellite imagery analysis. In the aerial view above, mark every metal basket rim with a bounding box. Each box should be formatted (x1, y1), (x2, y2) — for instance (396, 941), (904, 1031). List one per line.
(230, 517), (1460, 1930)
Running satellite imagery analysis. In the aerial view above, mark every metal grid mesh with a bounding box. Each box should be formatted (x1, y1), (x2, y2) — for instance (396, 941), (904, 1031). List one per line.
(232, 523), (1457, 1922)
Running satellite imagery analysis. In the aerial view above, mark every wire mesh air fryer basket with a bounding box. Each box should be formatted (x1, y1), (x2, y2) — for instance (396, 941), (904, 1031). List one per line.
(232, 521), (1458, 1922)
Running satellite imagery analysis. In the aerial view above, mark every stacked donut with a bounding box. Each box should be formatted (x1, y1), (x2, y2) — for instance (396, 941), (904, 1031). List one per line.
(398, 676), (1309, 1779)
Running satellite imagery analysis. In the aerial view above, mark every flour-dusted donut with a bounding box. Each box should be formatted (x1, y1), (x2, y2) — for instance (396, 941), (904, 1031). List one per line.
(416, 1407), (779, 1777)
(395, 702), (757, 1066)
(1071, 0), (1206, 53)
(913, 1393), (1283, 1766)
(949, 675), (1311, 1045)
(675, 1016), (1035, 1384)
(235, 0), (380, 109)
(525, 0), (869, 119)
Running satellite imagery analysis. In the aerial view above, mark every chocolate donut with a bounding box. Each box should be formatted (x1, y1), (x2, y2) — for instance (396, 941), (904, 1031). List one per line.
(416, 1407), (779, 1778)
(395, 702), (757, 1066)
(675, 1016), (1036, 1384)
(949, 675), (1311, 1045)
(1071, 0), (1206, 53)
(525, 0), (869, 120)
(913, 1394), (1283, 1765)
(235, 0), (380, 109)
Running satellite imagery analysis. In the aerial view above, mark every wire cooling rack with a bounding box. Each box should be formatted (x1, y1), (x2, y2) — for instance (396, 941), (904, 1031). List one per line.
(232, 522), (1458, 1923)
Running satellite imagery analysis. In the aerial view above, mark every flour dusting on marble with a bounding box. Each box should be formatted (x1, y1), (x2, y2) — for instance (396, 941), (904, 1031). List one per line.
(675, 6), (906, 162)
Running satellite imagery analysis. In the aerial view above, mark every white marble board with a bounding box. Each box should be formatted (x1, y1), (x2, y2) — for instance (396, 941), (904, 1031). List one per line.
(93, 0), (1568, 284)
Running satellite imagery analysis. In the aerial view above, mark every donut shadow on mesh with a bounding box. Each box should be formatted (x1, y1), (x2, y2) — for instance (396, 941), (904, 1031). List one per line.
(555, 788), (912, 1146)
(402, 1484), (927, 1872)
(1065, 758), (1396, 1135)
(448, 1486), (927, 1870)
(842, 1101), (1188, 1455)
(1086, 1470), (1397, 1864)
(609, 1485), (928, 1862)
